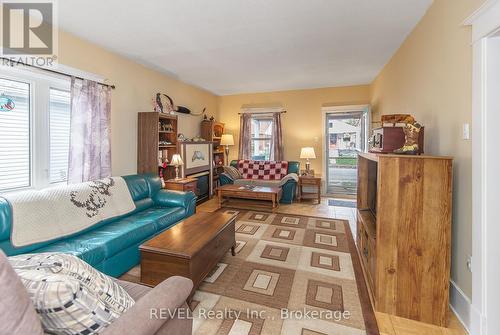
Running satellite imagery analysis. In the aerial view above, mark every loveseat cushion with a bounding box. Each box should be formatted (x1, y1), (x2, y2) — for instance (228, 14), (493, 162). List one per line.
(9, 253), (135, 335)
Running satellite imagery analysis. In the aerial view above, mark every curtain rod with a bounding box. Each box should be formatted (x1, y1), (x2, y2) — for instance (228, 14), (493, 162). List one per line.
(0, 57), (116, 89)
(238, 110), (286, 115)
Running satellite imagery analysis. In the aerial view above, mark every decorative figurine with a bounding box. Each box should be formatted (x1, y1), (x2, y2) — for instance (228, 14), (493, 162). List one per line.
(393, 122), (422, 155)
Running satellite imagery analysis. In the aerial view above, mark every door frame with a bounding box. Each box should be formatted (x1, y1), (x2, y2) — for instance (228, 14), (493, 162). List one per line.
(465, 1), (500, 334)
(321, 104), (370, 196)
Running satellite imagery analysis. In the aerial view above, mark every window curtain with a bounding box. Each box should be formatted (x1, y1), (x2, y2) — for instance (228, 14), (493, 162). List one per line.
(238, 113), (252, 159)
(270, 112), (284, 161)
(238, 111), (284, 161)
(68, 78), (112, 183)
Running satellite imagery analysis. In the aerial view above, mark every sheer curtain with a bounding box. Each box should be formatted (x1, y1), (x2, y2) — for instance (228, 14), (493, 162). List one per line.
(68, 78), (112, 183)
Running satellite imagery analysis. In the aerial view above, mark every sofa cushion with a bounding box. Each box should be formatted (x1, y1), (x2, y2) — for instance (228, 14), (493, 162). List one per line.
(149, 206), (186, 231)
(0, 251), (44, 335)
(233, 178), (282, 188)
(35, 236), (108, 265)
(114, 279), (151, 301)
(9, 253), (135, 335)
(84, 207), (184, 258)
(29, 207), (185, 267)
(237, 160), (288, 180)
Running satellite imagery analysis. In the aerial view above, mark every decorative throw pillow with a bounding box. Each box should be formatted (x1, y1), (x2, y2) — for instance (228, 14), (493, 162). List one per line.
(223, 165), (243, 180)
(9, 253), (135, 335)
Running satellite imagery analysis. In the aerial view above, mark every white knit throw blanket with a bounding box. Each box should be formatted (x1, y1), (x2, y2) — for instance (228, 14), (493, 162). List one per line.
(3, 177), (136, 247)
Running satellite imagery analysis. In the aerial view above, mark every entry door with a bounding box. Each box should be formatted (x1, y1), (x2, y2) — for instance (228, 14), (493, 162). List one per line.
(325, 111), (366, 195)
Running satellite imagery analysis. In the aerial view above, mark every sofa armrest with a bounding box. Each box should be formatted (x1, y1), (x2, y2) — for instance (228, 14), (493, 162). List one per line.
(101, 276), (193, 335)
(219, 173), (234, 186)
(153, 190), (197, 216)
(279, 173), (299, 186)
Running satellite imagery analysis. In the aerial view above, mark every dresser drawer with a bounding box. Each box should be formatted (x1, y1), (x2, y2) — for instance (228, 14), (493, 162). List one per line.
(300, 178), (320, 186)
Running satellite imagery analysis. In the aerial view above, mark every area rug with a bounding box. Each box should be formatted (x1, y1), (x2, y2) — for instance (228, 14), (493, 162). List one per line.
(328, 199), (357, 208)
(121, 209), (379, 335)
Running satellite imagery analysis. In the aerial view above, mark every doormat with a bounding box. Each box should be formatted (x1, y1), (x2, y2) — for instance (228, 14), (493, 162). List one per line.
(328, 199), (357, 208)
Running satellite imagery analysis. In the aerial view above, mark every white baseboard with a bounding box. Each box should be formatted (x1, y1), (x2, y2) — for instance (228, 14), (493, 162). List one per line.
(449, 280), (472, 334)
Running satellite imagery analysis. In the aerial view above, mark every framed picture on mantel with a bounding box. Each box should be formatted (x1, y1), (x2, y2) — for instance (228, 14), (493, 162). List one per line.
(178, 141), (213, 176)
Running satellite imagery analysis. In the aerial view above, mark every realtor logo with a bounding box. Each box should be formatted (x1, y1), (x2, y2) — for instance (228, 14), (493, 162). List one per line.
(1, 0), (57, 65)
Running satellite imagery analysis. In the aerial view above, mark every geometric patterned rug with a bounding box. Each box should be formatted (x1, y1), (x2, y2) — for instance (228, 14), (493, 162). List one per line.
(191, 208), (379, 335)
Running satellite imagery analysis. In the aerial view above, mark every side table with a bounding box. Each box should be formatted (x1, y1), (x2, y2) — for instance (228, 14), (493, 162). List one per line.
(298, 176), (321, 204)
(164, 178), (197, 193)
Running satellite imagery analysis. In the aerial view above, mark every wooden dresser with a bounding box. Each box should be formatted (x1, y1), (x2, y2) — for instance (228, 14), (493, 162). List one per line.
(356, 152), (453, 327)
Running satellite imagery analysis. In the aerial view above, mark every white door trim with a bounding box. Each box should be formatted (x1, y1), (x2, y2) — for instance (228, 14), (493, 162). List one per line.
(464, 1), (500, 334)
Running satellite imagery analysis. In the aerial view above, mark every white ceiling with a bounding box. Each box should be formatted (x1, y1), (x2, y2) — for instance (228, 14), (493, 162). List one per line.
(58, 0), (432, 95)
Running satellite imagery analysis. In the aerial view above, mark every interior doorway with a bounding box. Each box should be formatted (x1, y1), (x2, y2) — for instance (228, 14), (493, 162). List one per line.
(323, 106), (369, 196)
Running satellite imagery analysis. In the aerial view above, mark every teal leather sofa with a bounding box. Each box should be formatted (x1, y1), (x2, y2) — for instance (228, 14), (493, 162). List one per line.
(219, 160), (299, 204)
(0, 174), (196, 277)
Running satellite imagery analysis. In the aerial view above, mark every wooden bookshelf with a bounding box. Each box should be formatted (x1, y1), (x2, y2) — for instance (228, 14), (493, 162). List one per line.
(201, 120), (225, 186)
(137, 112), (178, 180)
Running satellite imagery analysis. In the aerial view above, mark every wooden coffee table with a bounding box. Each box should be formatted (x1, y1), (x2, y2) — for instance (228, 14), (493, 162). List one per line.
(216, 184), (282, 209)
(139, 211), (236, 296)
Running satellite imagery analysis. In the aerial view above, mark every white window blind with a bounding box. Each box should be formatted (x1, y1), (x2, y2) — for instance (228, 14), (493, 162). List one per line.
(49, 88), (71, 183)
(0, 78), (31, 191)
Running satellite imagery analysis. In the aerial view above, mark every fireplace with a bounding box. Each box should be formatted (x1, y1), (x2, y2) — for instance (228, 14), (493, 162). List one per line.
(177, 141), (213, 204)
(187, 171), (210, 203)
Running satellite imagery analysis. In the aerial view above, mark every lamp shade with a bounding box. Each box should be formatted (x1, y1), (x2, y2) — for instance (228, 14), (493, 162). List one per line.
(170, 154), (184, 166)
(300, 147), (316, 159)
(220, 134), (234, 146)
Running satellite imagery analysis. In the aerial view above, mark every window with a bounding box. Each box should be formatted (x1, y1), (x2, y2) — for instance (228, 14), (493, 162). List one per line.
(250, 116), (273, 160)
(49, 89), (71, 183)
(0, 67), (70, 192)
(0, 78), (31, 190)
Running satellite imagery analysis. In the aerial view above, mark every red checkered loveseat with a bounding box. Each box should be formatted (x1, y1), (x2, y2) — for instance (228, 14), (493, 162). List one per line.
(219, 159), (300, 204)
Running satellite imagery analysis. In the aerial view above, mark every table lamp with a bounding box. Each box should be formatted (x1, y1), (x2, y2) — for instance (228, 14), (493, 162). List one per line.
(170, 154), (184, 180)
(300, 147), (316, 173)
(220, 134), (234, 165)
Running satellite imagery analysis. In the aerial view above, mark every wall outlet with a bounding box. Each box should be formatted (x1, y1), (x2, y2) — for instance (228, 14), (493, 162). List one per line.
(466, 255), (472, 273)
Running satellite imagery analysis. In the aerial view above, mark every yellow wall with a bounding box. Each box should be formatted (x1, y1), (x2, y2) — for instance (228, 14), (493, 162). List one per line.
(370, 0), (485, 298)
(216, 85), (370, 174)
(58, 30), (218, 176)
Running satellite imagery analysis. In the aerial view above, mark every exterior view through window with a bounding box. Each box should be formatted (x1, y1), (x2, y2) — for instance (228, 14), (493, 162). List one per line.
(250, 115), (273, 160)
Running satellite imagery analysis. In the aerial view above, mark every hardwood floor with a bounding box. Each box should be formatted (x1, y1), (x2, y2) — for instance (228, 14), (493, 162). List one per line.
(197, 196), (468, 335)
